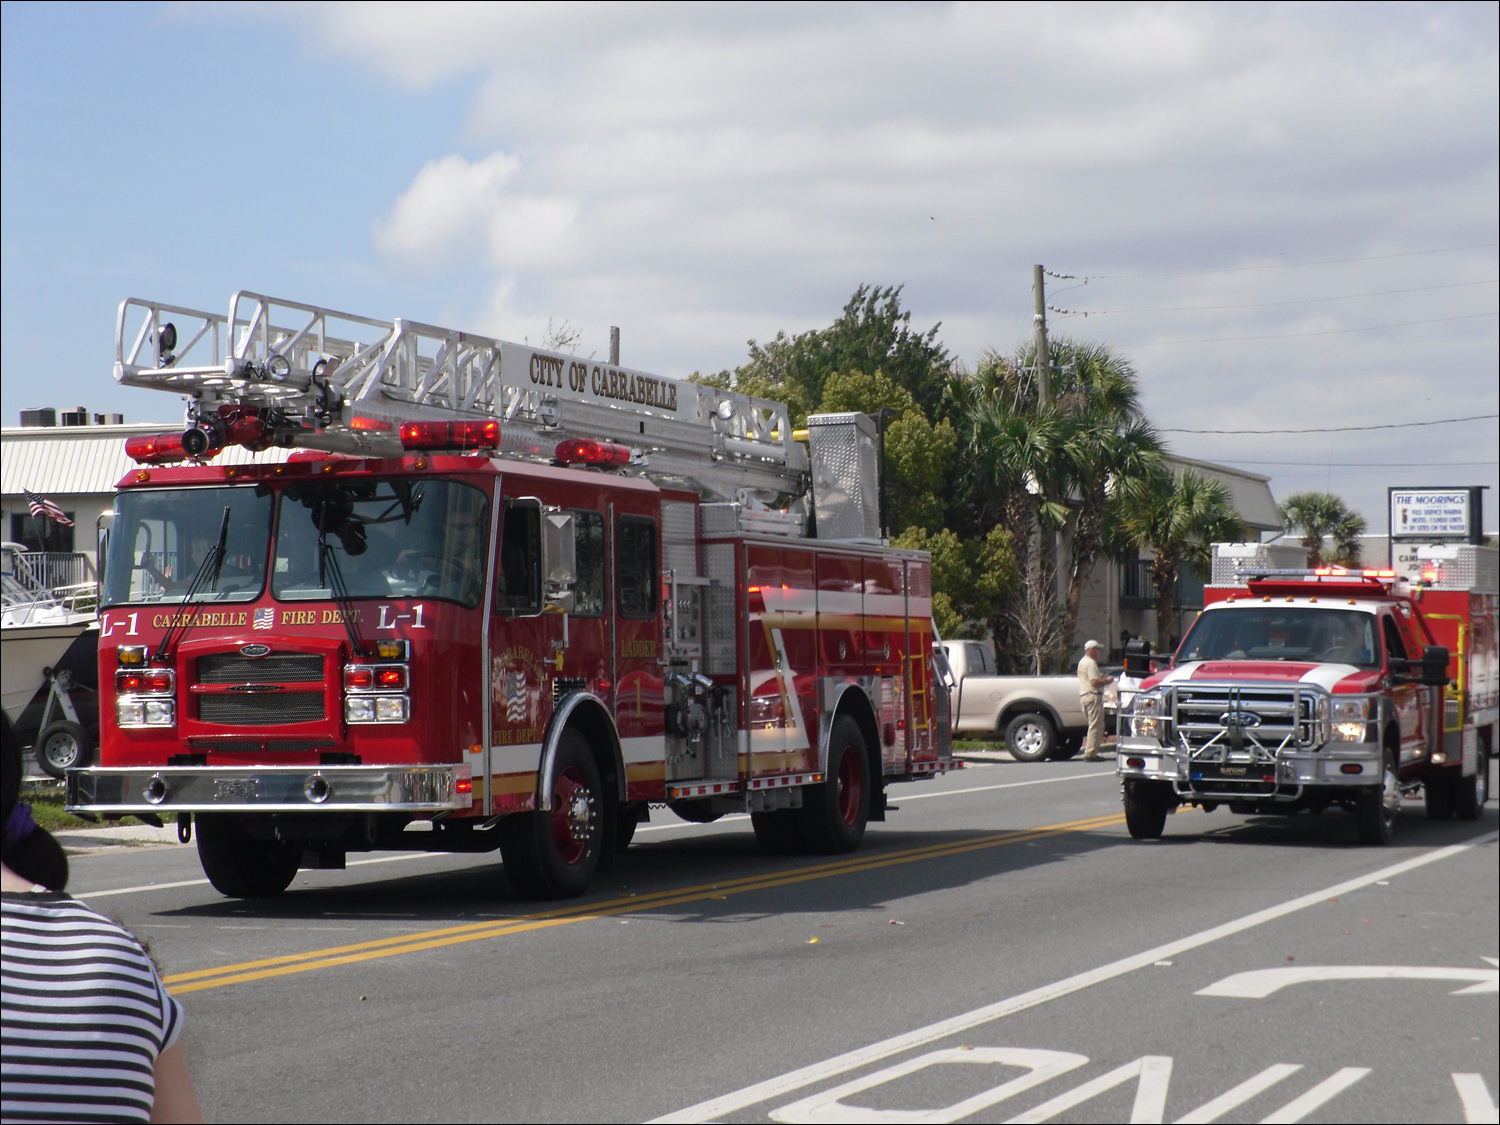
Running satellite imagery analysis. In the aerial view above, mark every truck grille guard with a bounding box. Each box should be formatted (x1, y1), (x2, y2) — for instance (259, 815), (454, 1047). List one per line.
(1165, 682), (1329, 800)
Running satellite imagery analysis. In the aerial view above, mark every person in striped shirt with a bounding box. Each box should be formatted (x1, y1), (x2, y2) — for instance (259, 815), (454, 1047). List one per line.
(2, 715), (203, 1123)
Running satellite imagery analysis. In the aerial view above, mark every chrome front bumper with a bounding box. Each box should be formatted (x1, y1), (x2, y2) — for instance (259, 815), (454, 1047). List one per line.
(67, 764), (472, 814)
(1115, 736), (1383, 798)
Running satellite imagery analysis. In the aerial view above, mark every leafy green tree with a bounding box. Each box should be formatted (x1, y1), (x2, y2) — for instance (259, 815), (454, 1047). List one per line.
(892, 525), (1018, 639)
(1280, 491), (1366, 568)
(1116, 469), (1244, 649)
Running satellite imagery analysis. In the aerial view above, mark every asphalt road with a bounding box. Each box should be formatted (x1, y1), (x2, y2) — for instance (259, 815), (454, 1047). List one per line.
(62, 760), (1497, 1124)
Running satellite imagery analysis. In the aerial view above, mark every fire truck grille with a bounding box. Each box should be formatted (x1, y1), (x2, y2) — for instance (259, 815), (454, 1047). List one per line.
(198, 693), (326, 726)
(198, 653), (325, 684)
(1169, 685), (1321, 752)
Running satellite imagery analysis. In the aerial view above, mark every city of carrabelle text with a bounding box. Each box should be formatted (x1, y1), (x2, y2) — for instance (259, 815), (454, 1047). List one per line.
(528, 353), (679, 412)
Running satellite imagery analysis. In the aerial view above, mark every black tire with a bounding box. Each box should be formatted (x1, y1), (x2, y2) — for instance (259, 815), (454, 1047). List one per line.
(1423, 773), (1454, 820)
(36, 721), (90, 780)
(797, 716), (870, 853)
(1354, 749), (1399, 845)
(499, 730), (604, 899)
(1453, 741), (1489, 821)
(1123, 778), (1170, 840)
(751, 809), (802, 854)
(1005, 713), (1055, 762)
(669, 799), (723, 824)
(1052, 735), (1082, 761)
(195, 815), (300, 898)
(616, 801), (645, 850)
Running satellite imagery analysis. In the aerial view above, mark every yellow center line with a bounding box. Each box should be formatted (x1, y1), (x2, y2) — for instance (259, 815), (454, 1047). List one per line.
(166, 812), (1125, 994)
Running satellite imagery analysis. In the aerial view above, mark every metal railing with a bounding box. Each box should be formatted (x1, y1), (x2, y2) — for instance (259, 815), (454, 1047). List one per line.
(1119, 559), (1205, 610)
(4, 550), (97, 591)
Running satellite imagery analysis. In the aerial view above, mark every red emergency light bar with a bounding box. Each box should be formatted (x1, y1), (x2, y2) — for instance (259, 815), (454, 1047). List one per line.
(399, 420), (501, 452)
(1315, 566), (1397, 579)
(124, 433), (194, 464)
(554, 438), (631, 468)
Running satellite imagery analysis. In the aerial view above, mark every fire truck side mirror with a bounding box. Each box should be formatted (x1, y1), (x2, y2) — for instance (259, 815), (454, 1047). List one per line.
(1390, 644), (1450, 687)
(1122, 638), (1153, 676)
(543, 511), (577, 590)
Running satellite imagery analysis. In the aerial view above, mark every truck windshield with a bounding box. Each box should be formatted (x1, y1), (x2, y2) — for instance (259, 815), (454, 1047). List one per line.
(272, 478), (489, 608)
(103, 486), (273, 606)
(1178, 607), (1379, 667)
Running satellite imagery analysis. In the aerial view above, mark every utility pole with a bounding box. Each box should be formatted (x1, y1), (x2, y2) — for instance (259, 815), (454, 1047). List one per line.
(609, 327), (620, 367)
(1033, 264), (1051, 408)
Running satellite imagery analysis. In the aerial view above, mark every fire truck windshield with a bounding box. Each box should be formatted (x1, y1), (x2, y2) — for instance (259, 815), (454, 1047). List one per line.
(103, 485), (273, 606)
(272, 478), (490, 608)
(1178, 606), (1379, 667)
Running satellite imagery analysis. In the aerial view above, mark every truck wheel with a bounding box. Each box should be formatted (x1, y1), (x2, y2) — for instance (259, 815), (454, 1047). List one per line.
(1453, 742), (1489, 821)
(196, 815), (300, 898)
(1354, 750), (1399, 845)
(1005, 713), (1055, 762)
(36, 721), (90, 780)
(616, 801), (645, 850)
(1423, 774), (1453, 820)
(751, 810), (802, 854)
(797, 716), (869, 853)
(1123, 778), (1170, 839)
(500, 730), (604, 899)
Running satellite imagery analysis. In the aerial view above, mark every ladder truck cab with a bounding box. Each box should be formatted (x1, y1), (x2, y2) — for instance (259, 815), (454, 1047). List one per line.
(1115, 542), (1497, 844)
(68, 292), (954, 898)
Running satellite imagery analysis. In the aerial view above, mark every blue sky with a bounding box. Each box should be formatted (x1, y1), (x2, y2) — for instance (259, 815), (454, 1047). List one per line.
(3, 2), (1496, 531)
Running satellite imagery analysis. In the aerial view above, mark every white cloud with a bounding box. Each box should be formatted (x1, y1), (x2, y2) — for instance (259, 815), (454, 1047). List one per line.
(300, 2), (1495, 522)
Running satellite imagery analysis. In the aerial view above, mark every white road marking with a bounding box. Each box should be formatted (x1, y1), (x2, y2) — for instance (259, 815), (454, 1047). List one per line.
(1259, 1067), (1370, 1123)
(648, 831), (1498, 1123)
(1198, 964), (1499, 998)
(1453, 1072), (1499, 1125)
(894, 773), (1114, 801)
(1004, 1055), (1172, 1123)
(769, 1048), (1087, 1124)
(1173, 1064), (1302, 1124)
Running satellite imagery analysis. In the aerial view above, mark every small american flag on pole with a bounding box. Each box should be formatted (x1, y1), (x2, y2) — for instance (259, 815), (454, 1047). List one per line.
(24, 489), (74, 527)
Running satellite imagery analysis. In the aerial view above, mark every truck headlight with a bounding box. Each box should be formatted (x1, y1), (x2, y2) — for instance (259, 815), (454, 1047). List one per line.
(1131, 691), (1162, 739)
(1330, 697), (1371, 742)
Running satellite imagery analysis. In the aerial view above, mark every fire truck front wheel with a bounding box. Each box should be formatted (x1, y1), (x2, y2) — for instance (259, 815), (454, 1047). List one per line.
(500, 730), (604, 899)
(797, 716), (870, 853)
(1453, 740), (1490, 821)
(1123, 778), (1172, 839)
(1353, 749), (1399, 845)
(195, 815), (300, 898)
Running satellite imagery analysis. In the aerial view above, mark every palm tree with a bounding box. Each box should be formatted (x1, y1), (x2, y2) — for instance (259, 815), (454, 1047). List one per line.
(1280, 491), (1366, 568)
(1116, 469), (1244, 651)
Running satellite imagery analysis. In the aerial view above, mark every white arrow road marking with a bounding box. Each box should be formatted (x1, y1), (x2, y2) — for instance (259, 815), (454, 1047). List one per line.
(768, 1048), (1087, 1124)
(1259, 1068), (1371, 1124)
(1453, 1073), (1499, 1125)
(649, 832), (1497, 1124)
(1197, 964), (1499, 998)
(1173, 1064), (1303, 1124)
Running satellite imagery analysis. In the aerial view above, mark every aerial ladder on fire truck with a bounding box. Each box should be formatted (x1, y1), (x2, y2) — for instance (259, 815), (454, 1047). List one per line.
(114, 291), (810, 505)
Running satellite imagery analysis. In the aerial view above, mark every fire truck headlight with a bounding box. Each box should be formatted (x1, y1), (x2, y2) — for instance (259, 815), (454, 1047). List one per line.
(1130, 691), (1162, 739)
(119, 698), (174, 727)
(117, 700), (146, 727)
(1330, 698), (1371, 742)
(1332, 722), (1366, 742)
(374, 696), (409, 723)
(345, 697), (376, 723)
(144, 699), (175, 726)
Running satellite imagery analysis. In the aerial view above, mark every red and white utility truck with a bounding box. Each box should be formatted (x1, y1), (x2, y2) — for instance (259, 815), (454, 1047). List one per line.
(67, 292), (953, 898)
(1116, 543), (1496, 843)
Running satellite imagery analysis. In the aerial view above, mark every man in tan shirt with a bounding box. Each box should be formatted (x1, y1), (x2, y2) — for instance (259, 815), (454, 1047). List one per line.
(1077, 640), (1115, 761)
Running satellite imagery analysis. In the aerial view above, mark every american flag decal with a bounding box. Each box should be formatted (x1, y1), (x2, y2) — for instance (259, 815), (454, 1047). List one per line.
(253, 607), (275, 630)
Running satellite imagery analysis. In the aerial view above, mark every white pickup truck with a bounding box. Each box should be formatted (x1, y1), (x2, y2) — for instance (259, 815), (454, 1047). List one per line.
(939, 641), (1090, 761)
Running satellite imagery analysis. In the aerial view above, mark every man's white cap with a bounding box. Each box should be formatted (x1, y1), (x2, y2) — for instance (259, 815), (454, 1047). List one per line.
(1084, 639), (1102, 651)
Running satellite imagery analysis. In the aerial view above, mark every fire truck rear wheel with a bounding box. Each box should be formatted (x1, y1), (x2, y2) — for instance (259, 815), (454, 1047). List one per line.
(1453, 742), (1489, 821)
(499, 731), (603, 899)
(195, 815), (300, 898)
(36, 721), (91, 780)
(797, 716), (869, 854)
(1354, 749), (1399, 845)
(1123, 778), (1170, 839)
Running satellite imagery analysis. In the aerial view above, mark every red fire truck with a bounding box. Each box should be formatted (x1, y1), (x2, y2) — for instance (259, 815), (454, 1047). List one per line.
(67, 292), (953, 898)
(1116, 543), (1497, 843)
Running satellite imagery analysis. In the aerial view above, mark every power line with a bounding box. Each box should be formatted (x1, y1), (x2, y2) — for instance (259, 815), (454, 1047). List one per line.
(1209, 459), (1499, 468)
(1126, 311), (1496, 346)
(1160, 413), (1498, 435)
(1048, 278), (1498, 317)
(1075, 242), (1499, 280)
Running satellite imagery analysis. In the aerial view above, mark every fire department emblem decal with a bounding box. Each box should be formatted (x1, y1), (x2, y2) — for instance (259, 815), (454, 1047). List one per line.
(492, 648), (544, 728)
